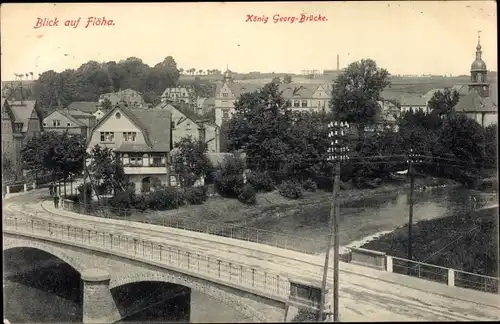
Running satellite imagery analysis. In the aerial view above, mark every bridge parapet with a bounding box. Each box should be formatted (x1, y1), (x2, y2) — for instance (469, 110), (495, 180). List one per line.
(3, 213), (292, 303)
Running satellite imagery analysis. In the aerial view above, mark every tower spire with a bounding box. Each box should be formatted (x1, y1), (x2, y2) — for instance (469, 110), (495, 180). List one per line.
(476, 30), (482, 51)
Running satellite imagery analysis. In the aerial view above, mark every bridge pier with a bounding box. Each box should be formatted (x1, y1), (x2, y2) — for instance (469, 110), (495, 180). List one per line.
(81, 268), (121, 324)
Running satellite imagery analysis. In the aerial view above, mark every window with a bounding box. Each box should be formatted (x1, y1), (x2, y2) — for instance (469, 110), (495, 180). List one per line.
(170, 175), (178, 187)
(301, 100), (308, 108)
(222, 93), (228, 97)
(42, 122), (47, 127)
(171, 121), (176, 130)
(186, 123), (191, 130)
(100, 132), (115, 142)
(151, 154), (163, 166)
(294, 100), (300, 108)
(67, 122), (71, 126)
(222, 109), (229, 120)
(53, 120), (61, 127)
(115, 112), (121, 119)
(13, 122), (23, 133)
(123, 132), (137, 142)
(129, 153), (143, 166)
(286, 100), (291, 107)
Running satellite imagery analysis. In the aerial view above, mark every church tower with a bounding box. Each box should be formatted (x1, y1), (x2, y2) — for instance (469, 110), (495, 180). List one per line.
(468, 33), (489, 97)
(223, 66), (233, 84)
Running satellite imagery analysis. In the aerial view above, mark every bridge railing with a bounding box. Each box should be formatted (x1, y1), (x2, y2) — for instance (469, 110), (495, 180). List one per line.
(61, 199), (328, 255)
(388, 256), (499, 293)
(3, 213), (291, 300)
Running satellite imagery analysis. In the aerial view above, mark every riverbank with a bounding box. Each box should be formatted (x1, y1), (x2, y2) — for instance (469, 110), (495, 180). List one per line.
(361, 205), (499, 278)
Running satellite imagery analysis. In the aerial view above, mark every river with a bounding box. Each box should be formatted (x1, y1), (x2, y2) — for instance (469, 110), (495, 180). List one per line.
(3, 186), (497, 323)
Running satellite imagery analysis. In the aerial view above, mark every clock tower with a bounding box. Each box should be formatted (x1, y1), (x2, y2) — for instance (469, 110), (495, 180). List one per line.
(468, 32), (489, 97)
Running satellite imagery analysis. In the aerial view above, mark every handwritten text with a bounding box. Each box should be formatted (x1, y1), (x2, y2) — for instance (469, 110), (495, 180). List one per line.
(245, 14), (328, 24)
(33, 17), (115, 29)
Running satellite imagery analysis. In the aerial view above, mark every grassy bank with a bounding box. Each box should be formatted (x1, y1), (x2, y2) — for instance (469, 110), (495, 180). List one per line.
(361, 206), (498, 280)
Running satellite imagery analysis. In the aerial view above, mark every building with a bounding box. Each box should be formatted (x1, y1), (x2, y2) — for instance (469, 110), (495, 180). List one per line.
(2, 100), (44, 176)
(151, 102), (220, 153)
(99, 89), (145, 108)
(66, 101), (106, 121)
(1, 98), (15, 177)
(398, 94), (429, 114)
(453, 35), (497, 126)
(43, 109), (96, 137)
(214, 69), (332, 126)
(86, 104), (173, 193)
(160, 86), (193, 104)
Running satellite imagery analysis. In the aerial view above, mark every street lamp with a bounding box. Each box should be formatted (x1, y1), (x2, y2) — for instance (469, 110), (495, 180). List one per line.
(319, 121), (350, 322)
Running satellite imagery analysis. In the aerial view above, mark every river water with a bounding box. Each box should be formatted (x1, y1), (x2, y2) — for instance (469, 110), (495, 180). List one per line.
(3, 186), (497, 323)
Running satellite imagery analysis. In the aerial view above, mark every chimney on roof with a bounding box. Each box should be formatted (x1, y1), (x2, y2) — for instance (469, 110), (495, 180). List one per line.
(337, 55), (339, 71)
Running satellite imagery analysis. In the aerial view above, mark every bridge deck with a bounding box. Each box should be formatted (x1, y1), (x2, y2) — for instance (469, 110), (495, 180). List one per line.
(4, 190), (500, 322)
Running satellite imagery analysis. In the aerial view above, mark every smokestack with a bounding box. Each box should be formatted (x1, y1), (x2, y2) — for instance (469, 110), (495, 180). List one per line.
(337, 54), (339, 71)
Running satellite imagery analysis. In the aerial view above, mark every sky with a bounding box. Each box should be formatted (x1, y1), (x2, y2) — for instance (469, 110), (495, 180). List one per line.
(1, 1), (497, 80)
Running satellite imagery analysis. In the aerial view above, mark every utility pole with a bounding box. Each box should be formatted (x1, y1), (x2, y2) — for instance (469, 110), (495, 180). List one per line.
(319, 121), (349, 322)
(406, 148), (421, 273)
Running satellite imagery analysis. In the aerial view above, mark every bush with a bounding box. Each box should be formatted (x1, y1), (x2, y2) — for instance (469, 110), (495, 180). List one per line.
(8, 184), (25, 193)
(185, 186), (208, 205)
(77, 183), (93, 204)
(302, 179), (317, 192)
(133, 194), (149, 212)
(148, 186), (182, 210)
(214, 155), (246, 198)
(238, 183), (257, 205)
(247, 171), (275, 192)
(108, 189), (136, 216)
(278, 180), (303, 199)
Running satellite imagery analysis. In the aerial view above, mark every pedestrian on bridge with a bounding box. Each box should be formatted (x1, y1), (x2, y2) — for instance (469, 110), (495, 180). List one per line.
(54, 190), (60, 208)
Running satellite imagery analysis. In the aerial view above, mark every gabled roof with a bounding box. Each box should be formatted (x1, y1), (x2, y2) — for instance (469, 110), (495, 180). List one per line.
(279, 83), (319, 98)
(91, 105), (171, 152)
(153, 101), (203, 126)
(8, 100), (41, 132)
(67, 101), (100, 114)
(56, 110), (87, 127)
(453, 89), (497, 113)
(452, 84), (471, 96)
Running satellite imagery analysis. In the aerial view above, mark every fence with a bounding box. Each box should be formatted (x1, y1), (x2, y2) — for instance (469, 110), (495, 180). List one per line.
(387, 255), (499, 293)
(61, 200), (328, 255)
(3, 213), (291, 300)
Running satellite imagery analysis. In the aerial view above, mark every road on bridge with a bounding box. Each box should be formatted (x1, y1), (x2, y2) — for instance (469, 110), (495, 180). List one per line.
(4, 190), (500, 322)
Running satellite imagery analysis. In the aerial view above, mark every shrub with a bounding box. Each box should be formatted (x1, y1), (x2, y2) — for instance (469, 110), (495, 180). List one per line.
(133, 194), (149, 212)
(278, 180), (303, 200)
(185, 186), (208, 205)
(77, 183), (93, 204)
(214, 155), (246, 198)
(148, 186), (182, 210)
(108, 189), (136, 216)
(8, 184), (25, 193)
(238, 183), (257, 205)
(247, 171), (275, 192)
(302, 179), (317, 192)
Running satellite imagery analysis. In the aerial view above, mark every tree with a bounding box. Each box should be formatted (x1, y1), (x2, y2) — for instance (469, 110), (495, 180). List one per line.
(283, 74), (292, 83)
(21, 132), (86, 196)
(428, 88), (460, 117)
(172, 136), (213, 188)
(330, 59), (390, 138)
(101, 98), (113, 112)
(227, 79), (293, 173)
(87, 145), (128, 196)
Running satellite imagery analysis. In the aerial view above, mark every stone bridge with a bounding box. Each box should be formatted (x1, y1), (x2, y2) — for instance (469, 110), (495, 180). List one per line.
(3, 225), (292, 323)
(3, 190), (500, 323)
